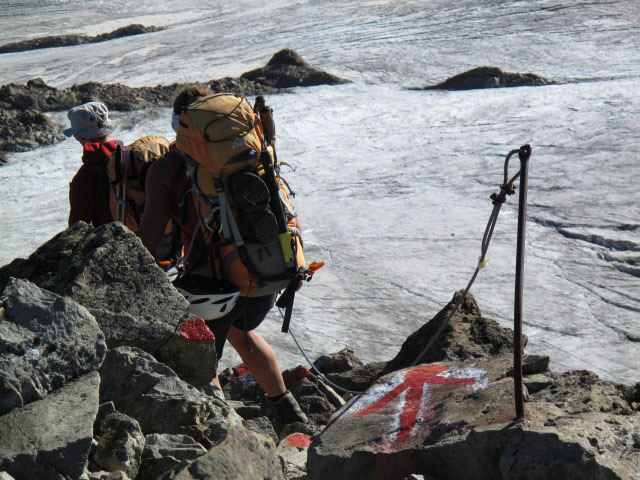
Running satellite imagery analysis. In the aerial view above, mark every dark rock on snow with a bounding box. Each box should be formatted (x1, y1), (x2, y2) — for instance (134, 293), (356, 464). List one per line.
(0, 277), (106, 416)
(380, 290), (520, 376)
(241, 49), (350, 88)
(0, 77), (279, 116)
(313, 346), (364, 374)
(0, 107), (65, 152)
(0, 25), (165, 54)
(0, 49), (346, 157)
(421, 66), (553, 90)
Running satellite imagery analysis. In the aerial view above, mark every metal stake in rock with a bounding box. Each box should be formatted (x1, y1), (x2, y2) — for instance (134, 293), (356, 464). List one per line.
(513, 144), (531, 419)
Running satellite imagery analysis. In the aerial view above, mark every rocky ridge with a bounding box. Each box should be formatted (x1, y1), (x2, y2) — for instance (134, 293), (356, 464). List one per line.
(0, 25), (166, 54)
(0, 49), (348, 157)
(0, 222), (638, 479)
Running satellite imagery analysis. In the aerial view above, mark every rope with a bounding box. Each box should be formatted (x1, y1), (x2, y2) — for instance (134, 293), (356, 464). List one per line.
(278, 307), (362, 395)
(282, 146), (526, 394)
(410, 147), (522, 366)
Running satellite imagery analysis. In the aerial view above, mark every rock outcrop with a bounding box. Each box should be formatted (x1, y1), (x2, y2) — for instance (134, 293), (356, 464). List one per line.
(419, 66), (553, 90)
(307, 292), (640, 480)
(0, 77), (278, 153)
(380, 290), (520, 376)
(0, 25), (165, 54)
(0, 48), (348, 156)
(1, 47), (346, 155)
(0, 106), (65, 152)
(0, 222), (217, 389)
(241, 49), (350, 88)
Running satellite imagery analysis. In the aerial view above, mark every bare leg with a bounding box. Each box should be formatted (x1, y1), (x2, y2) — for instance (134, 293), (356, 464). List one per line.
(226, 326), (286, 397)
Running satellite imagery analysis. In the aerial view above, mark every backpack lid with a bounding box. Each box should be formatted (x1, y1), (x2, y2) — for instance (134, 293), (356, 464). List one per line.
(107, 136), (171, 191)
(185, 94), (256, 143)
(175, 94), (266, 176)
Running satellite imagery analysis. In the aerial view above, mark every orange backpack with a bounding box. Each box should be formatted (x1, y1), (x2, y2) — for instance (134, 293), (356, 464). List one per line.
(106, 136), (177, 260)
(174, 93), (305, 297)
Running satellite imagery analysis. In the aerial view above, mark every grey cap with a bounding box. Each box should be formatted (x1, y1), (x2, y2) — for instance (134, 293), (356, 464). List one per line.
(63, 101), (117, 138)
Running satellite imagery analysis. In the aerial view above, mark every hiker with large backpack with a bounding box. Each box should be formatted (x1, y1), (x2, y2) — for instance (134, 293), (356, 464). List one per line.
(135, 86), (309, 430)
(65, 101), (175, 259)
(64, 102), (119, 227)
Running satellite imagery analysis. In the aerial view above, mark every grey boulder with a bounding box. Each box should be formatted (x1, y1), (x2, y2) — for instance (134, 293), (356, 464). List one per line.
(93, 411), (145, 479)
(137, 434), (206, 480)
(0, 277), (106, 415)
(99, 346), (242, 448)
(313, 347), (364, 375)
(159, 427), (284, 480)
(0, 372), (100, 480)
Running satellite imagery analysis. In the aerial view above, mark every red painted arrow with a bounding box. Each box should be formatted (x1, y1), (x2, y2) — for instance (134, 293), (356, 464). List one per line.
(355, 365), (476, 443)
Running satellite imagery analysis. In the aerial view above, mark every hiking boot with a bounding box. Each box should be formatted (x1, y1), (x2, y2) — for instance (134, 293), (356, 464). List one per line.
(266, 390), (308, 433)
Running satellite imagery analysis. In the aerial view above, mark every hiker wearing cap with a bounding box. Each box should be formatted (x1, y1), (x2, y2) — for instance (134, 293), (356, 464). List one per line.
(64, 102), (119, 227)
(136, 86), (308, 431)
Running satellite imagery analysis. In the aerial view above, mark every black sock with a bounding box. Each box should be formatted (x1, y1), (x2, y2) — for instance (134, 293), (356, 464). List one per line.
(268, 391), (287, 403)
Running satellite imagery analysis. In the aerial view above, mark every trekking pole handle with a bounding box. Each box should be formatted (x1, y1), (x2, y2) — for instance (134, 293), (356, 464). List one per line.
(254, 96), (276, 147)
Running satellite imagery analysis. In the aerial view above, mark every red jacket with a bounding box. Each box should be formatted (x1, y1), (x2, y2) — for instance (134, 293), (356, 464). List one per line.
(68, 140), (118, 227)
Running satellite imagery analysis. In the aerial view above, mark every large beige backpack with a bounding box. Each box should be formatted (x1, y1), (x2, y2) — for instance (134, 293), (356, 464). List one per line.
(174, 93), (305, 297)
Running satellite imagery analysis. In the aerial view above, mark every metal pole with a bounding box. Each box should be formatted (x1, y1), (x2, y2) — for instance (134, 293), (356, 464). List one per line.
(514, 145), (531, 419)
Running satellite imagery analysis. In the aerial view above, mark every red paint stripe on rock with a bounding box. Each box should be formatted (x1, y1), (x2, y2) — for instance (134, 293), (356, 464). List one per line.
(287, 433), (312, 448)
(234, 363), (251, 376)
(287, 365), (313, 386)
(179, 317), (215, 342)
